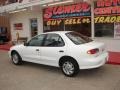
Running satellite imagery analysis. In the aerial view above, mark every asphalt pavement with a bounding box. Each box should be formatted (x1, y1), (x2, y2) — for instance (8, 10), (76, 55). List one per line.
(0, 50), (120, 90)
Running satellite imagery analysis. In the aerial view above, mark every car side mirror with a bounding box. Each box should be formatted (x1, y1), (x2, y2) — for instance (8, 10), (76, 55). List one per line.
(24, 42), (28, 46)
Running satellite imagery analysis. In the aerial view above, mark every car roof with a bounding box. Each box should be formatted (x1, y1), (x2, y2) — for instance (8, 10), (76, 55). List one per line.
(44, 31), (72, 35)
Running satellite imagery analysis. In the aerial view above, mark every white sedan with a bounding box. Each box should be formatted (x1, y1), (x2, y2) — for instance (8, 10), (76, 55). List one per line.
(9, 31), (108, 77)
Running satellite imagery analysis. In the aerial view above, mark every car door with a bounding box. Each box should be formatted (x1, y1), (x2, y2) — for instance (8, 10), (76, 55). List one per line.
(40, 34), (66, 67)
(22, 34), (46, 63)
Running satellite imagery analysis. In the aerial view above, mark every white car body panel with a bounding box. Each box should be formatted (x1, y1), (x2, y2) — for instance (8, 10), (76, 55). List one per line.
(9, 31), (109, 69)
(40, 46), (66, 66)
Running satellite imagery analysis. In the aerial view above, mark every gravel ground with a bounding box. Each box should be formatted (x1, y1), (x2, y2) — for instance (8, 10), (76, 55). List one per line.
(0, 50), (120, 90)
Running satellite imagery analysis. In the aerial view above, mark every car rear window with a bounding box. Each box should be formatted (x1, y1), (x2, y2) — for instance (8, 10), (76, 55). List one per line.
(66, 32), (93, 45)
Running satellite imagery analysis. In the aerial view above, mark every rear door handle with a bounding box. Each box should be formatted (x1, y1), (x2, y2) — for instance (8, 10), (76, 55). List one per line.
(36, 49), (39, 51)
(59, 50), (64, 53)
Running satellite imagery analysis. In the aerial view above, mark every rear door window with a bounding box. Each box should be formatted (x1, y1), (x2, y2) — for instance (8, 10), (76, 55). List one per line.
(43, 34), (65, 47)
(66, 32), (93, 45)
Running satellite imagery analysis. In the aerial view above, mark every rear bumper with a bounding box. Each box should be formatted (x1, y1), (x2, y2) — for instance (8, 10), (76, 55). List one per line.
(79, 52), (108, 69)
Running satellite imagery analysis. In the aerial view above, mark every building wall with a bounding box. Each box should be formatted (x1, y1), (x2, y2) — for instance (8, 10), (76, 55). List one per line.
(10, 9), (43, 41)
(94, 38), (120, 52)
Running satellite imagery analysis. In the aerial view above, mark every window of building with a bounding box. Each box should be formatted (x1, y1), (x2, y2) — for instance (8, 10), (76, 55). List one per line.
(43, 20), (91, 37)
(65, 23), (91, 37)
(95, 23), (114, 37)
(30, 18), (38, 37)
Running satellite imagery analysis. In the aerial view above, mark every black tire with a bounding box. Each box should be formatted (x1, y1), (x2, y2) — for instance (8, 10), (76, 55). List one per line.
(60, 59), (79, 77)
(11, 52), (23, 65)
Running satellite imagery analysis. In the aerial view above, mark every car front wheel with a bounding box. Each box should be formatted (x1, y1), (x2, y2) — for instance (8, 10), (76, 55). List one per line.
(61, 59), (79, 77)
(11, 52), (23, 65)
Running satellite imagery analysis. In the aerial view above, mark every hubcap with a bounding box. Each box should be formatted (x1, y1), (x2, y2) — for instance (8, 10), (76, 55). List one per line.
(12, 54), (19, 64)
(62, 61), (74, 75)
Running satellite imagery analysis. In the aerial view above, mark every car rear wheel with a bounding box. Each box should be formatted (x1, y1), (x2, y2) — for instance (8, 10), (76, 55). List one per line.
(61, 59), (79, 77)
(11, 52), (23, 65)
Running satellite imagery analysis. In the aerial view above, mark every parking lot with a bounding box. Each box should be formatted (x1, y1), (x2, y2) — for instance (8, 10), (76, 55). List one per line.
(0, 50), (120, 90)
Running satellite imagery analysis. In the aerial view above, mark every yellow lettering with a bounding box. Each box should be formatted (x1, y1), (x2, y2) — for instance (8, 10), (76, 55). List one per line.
(86, 18), (90, 23)
(116, 16), (120, 22)
(77, 19), (81, 24)
(57, 20), (62, 25)
(94, 17), (99, 23)
(73, 19), (76, 24)
(52, 20), (57, 25)
(104, 16), (110, 23)
(82, 18), (87, 23)
(69, 19), (73, 25)
(82, 18), (90, 23)
(65, 19), (69, 25)
(47, 21), (51, 26)
(110, 16), (116, 23)
(98, 17), (104, 23)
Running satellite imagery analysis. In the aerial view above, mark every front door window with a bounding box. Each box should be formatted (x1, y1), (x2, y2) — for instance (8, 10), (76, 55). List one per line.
(27, 34), (46, 46)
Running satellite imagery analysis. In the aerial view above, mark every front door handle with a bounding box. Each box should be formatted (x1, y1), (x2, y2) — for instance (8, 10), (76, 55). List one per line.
(36, 49), (39, 51)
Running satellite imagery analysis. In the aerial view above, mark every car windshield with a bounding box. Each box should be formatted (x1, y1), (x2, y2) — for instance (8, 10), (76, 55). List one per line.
(66, 32), (93, 45)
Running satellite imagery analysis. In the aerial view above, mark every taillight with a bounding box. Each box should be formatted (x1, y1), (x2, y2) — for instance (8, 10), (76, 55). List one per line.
(87, 48), (99, 54)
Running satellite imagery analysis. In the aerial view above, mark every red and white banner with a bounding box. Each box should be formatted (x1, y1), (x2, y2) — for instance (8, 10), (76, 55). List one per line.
(14, 23), (23, 30)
